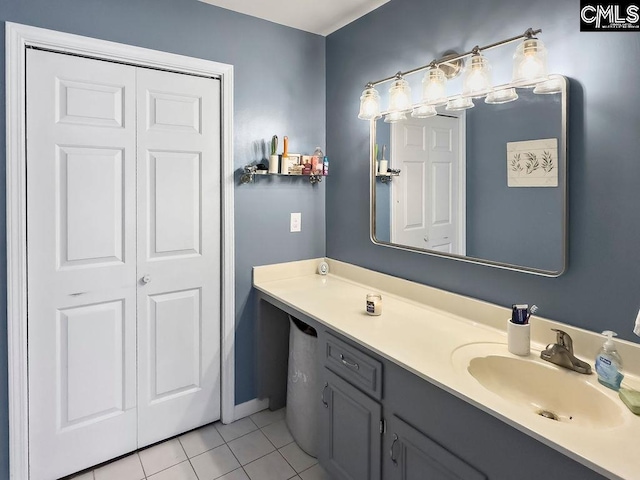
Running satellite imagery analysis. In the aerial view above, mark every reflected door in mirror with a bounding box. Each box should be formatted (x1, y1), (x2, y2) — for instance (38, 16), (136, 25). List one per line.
(390, 115), (464, 255)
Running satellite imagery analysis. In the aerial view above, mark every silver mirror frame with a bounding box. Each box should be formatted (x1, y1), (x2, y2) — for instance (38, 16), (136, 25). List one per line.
(369, 74), (568, 277)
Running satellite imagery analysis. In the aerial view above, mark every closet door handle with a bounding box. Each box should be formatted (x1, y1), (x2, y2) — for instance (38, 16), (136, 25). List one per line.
(339, 354), (359, 370)
(321, 382), (329, 408)
(390, 434), (399, 466)
(141, 274), (151, 284)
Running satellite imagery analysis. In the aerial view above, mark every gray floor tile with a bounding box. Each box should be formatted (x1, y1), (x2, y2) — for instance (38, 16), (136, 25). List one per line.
(216, 468), (251, 480)
(94, 454), (145, 480)
(146, 461), (197, 480)
(179, 423), (225, 458)
(244, 451), (296, 480)
(261, 420), (294, 449)
(190, 444), (240, 480)
(139, 438), (187, 476)
(227, 429), (276, 465)
(278, 442), (317, 473)
(299, 464), (331, 480)
(250, 408), (286, 428)
(215, 417), (258, 442)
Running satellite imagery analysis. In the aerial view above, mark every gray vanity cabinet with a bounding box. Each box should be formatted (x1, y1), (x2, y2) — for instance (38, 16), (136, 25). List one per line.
(384, 414), (486, 480)
(319, 368), (382, 480)
(254, 294), (607, 480)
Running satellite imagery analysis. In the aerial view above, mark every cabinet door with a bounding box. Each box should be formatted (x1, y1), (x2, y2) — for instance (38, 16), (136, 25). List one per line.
(386, 415), (486, 480)
(319, 368), (382, 480)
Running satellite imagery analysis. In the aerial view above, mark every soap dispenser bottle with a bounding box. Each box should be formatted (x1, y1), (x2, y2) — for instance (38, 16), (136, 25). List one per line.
(595, 331), (624, 390)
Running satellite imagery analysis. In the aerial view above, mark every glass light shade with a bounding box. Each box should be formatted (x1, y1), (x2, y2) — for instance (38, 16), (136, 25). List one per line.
(384, 110), (407, 123)
(358, 87), (382, 120)
(421, 67), (447, 106)
(462, 54), (493, 98)
(512, 38), (548, 87)
(533, 77), (563, 94)
(387, 78), (413, 114)
(446, 96), (474, 111)
(485, 87), (518, 104)
(412, 104), (437, 118)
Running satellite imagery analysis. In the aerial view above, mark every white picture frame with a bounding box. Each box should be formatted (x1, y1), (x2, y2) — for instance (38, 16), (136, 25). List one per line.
(507, 138), (558, 187)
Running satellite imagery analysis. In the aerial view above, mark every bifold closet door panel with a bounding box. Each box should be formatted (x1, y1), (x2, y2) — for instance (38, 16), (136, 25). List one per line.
(135, 67), (222, 447)
(26, 49), (138, 480)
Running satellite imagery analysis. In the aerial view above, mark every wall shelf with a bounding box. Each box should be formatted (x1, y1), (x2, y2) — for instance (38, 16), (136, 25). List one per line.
(241, 165), (325, 185)
(376, 169), (401, 183)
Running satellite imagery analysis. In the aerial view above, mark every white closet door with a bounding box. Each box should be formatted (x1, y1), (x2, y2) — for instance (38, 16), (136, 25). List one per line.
(135, 68), (221, 447)
(26, 50), (138, 480)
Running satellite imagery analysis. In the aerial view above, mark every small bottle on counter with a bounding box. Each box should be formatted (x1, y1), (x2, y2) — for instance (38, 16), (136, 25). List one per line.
(366, 293), (382, 316)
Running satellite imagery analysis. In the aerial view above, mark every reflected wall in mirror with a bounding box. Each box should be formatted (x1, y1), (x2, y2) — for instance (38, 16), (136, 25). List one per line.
(372, 75), (567, 276)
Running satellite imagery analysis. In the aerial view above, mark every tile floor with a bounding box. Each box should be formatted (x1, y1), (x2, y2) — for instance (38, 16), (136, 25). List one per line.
(66, 409), (331, 480)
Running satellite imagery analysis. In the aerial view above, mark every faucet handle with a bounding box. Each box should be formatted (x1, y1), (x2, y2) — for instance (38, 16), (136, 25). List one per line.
(551, 328), (573, 353)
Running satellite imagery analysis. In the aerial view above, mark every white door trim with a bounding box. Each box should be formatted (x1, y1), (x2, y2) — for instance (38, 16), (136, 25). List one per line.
(5, 22), (236, 480)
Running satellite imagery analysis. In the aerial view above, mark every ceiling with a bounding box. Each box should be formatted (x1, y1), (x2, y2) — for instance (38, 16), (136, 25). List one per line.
(197, 0), (390, 36)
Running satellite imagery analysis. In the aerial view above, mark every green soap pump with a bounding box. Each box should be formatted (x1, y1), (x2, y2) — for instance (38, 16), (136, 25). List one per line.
(595, 331), (624, 390)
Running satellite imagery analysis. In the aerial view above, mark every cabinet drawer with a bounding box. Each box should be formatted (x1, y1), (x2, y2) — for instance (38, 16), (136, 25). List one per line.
(324, 333), (382, 400)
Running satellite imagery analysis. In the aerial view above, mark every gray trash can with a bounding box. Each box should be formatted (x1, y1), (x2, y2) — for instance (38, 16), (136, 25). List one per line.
(285, 315), (318, 457)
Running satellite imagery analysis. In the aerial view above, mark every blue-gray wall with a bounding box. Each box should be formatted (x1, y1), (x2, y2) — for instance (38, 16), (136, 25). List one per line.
(326, 0), (640, 340)
(466, 89), (563, 271)
(0, 0), (325, 475)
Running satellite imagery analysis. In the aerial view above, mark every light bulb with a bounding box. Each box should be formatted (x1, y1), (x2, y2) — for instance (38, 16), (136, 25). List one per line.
(512, 38), (548, 87)
(462, 54), (493, 98)
(421, 67), (447, 106)
(388, 78), (412, 114)
(358, 86), (381, 120)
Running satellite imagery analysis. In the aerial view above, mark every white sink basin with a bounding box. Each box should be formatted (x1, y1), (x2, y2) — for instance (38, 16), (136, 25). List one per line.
(451, 343), (625, 429)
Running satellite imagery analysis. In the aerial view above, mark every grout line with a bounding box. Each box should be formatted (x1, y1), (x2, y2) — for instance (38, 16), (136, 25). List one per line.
(137, 452), (148, 479)
(175, 437), (201, 480)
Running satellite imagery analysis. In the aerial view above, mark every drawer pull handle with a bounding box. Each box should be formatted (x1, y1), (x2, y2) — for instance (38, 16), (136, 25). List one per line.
(321, 382), (329, 408)
(390, 434), (399, 466)
(339, 354), (360, 370)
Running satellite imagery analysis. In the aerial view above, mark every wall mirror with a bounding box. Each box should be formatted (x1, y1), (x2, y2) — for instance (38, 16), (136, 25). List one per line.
(371, 75), (567, 276)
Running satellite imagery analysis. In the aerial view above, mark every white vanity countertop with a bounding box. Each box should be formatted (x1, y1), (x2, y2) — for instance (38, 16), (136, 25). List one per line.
(253, 258), (640, 480)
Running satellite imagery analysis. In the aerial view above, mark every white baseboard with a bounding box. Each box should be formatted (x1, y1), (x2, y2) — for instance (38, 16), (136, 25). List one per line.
(229, 398), (270, 423)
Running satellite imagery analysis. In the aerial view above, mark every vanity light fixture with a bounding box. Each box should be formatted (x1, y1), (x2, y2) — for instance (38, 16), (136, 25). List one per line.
(358, 27), (550, 121)
(462, 50), (493, 99)
(485, 86), (519, 104)
(357, 84), (382, 120)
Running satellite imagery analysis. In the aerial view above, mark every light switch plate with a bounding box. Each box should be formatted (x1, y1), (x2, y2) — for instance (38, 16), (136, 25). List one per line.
(290, 212), (301, 232)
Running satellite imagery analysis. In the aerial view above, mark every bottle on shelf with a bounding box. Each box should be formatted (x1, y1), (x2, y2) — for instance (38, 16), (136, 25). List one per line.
(312, 147), (324, 175)
(280, 136), (292, 174)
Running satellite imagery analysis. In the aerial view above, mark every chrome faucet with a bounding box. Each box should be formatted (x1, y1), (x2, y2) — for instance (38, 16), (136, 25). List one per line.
(540, 329), (592, 374)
